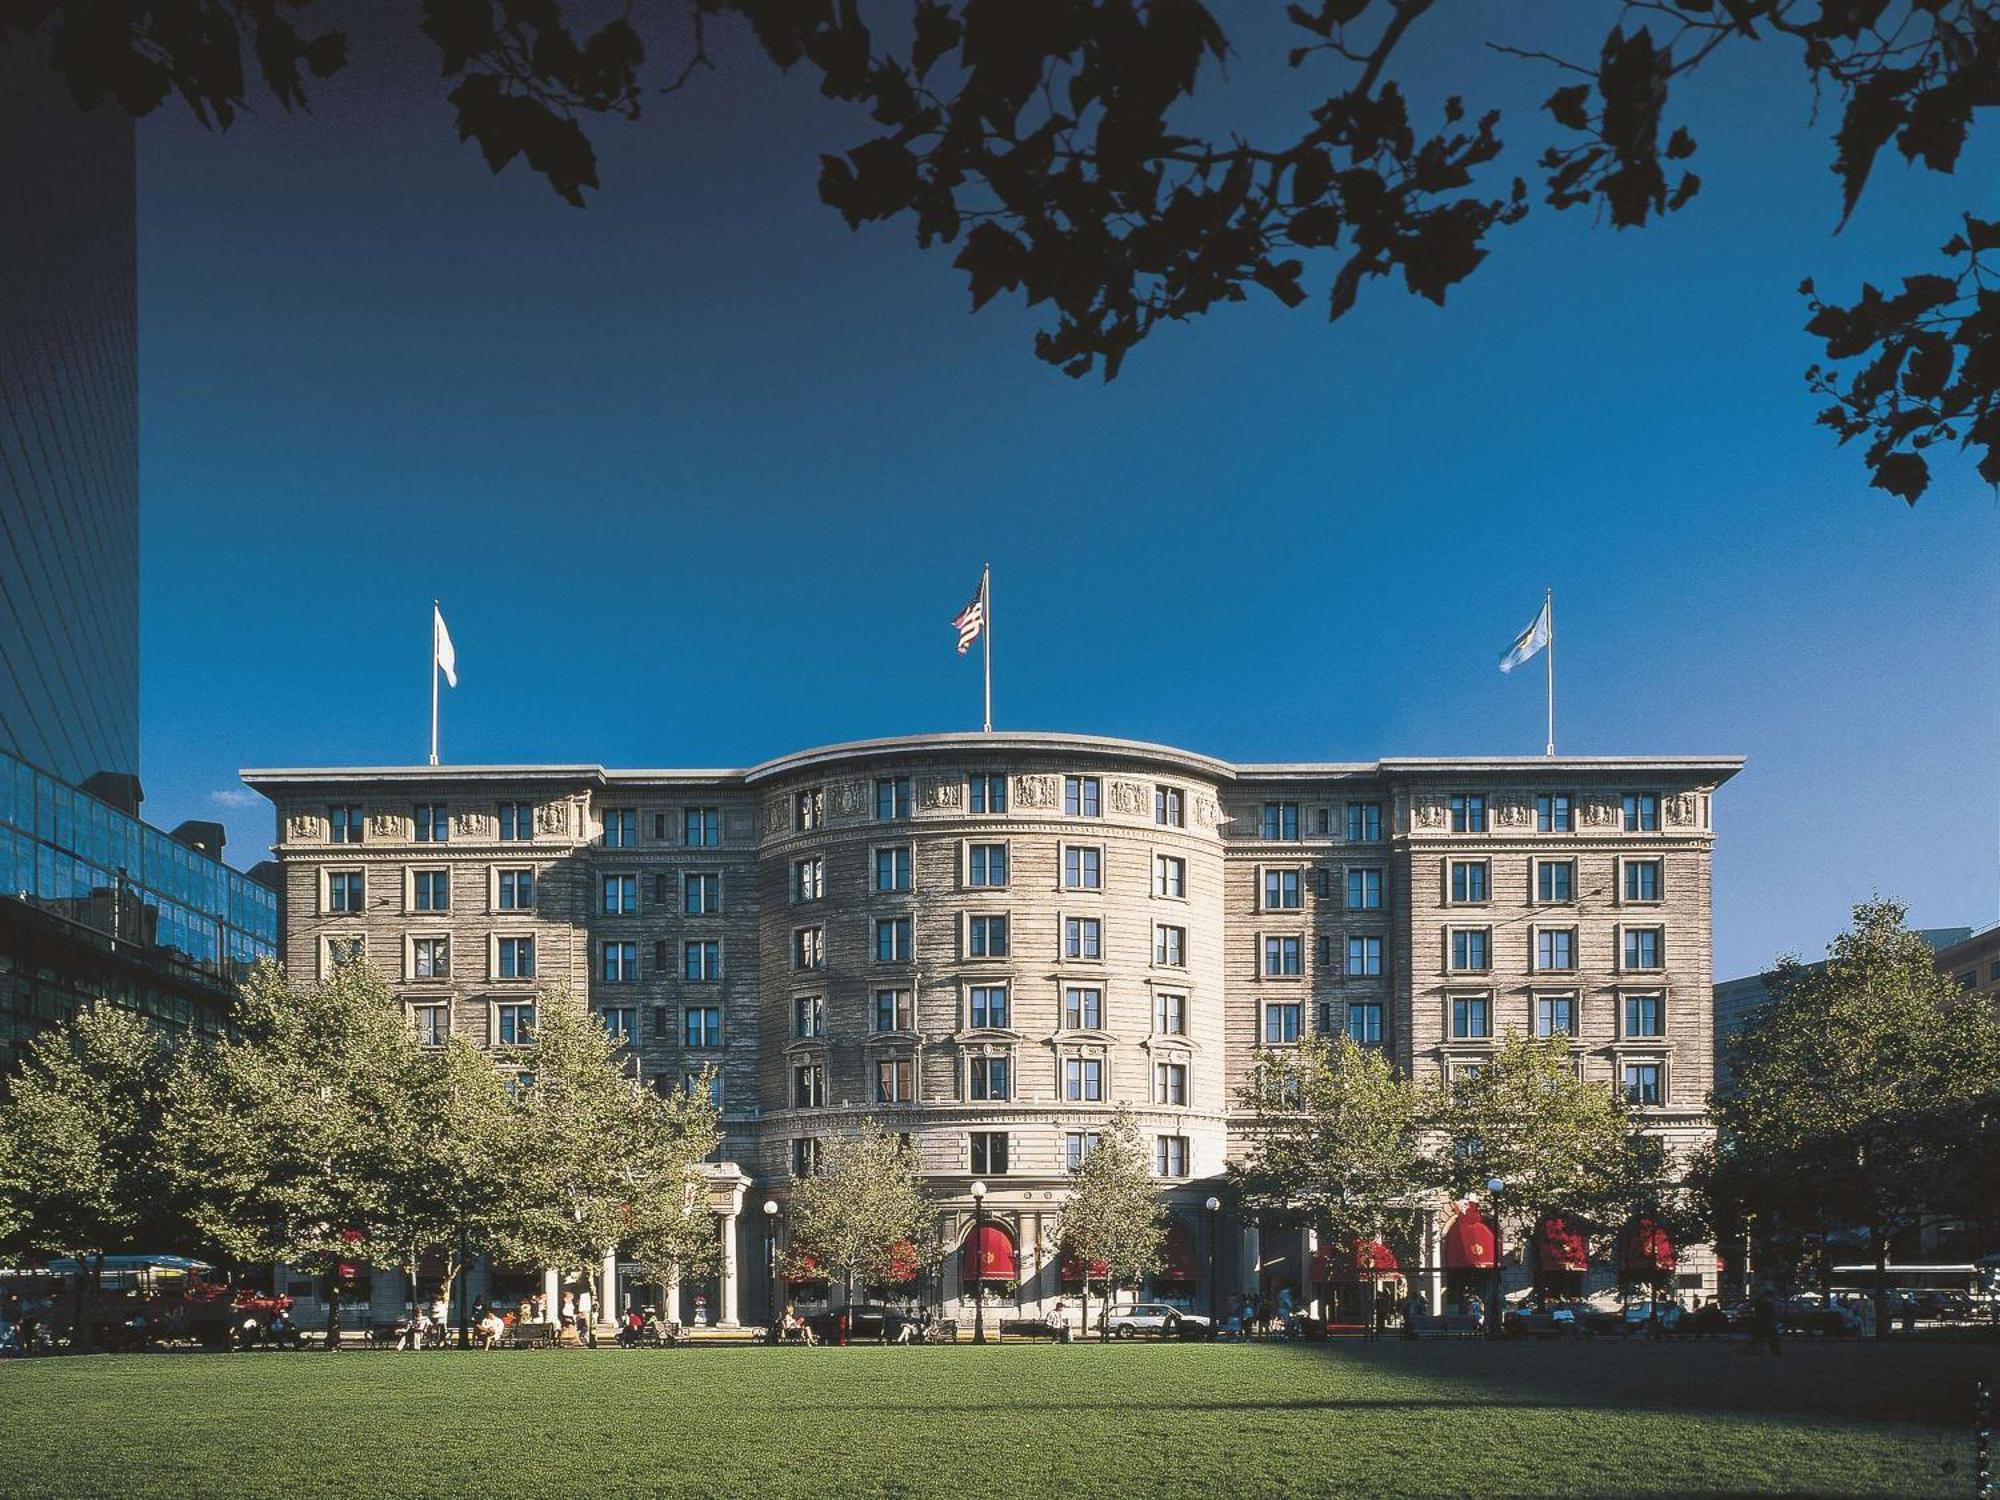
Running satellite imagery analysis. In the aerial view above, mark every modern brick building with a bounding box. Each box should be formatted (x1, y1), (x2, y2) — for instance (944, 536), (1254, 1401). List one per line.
(244, 734), (1739, 1328)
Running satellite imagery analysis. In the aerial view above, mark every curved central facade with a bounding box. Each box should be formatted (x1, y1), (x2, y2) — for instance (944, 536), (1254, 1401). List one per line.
(247, 731), (1739, 1328)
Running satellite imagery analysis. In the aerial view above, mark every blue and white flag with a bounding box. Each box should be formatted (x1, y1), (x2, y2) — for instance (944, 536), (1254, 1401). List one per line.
(1498, 597), (1551, 673)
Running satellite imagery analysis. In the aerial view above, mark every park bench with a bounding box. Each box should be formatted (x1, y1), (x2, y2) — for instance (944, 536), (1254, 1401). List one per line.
(367, 1322), (404, 1348)
(502, 1321), (557, 1350)
(996, 1318), (1059, 1342)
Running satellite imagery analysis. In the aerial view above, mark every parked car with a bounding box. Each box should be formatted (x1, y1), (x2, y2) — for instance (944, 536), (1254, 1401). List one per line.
(1101, 1302), (1211, 1338)
(1778, 1298), (1862, 1338)
(1504, 1303), (1594, 1338)
(1677, 1303), (1733, 1338)
(1620, 1301), (1682, 1335)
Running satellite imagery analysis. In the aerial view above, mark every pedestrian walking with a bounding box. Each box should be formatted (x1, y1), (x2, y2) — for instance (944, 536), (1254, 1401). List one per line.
(578, 1286), (596, 1347)
(561, 1289), (576, 1342)
(1745, 1289), (1781, 1355)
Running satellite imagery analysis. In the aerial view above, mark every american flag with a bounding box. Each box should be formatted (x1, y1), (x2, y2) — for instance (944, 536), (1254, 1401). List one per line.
(951, 579), (986, 654)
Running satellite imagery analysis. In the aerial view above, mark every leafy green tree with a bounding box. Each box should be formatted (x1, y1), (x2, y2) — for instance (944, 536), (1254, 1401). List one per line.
(0, 1005), (180, 1348)
(16, 1), (1999, 499)
(503, 998), (721, 1306)
(1715, 898), (2000, 1337)
(163, 961), (428, 1346)
(780, 1120), (931, 1316)
(1057, 1109), (1165, 1339)
(1233, 1034), (1427, 1326)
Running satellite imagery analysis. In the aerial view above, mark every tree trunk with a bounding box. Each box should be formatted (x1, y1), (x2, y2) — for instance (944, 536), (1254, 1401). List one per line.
(70, 1252), (99, 1352)
(1079, 1283), (1088, 1344)
(1871, 1225), (1888, 1341)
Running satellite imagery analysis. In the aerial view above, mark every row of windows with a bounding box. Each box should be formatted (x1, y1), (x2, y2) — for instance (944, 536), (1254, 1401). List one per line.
(777, 914), (1196, 969)
(1439, 990), (1669, 1042)
(791, 776), (1195, 831)
(326, 933), (725, 984)
(787, 1130), (1192, 1180)
(784, 1050), (1202, 1119)
(786, 983), (1192, 1040)
(1436, 1052), (1671, 1107)
(1442, 925), (1668, 975)
(1443, 791), (1667, 834)
(1440, 856), (1663, 905)
(1251, 802), (1383, 843)
(788, 843), (1191, 899)
(324, 802), (728, 848)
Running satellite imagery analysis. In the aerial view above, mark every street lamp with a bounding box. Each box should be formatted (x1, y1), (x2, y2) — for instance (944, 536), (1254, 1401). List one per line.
(1485, 1176), (1505, 1341)
(1203, 1196), (1222, 1331)
(762, 1199), (779, 1344)
(969, 1180), (988, 1346)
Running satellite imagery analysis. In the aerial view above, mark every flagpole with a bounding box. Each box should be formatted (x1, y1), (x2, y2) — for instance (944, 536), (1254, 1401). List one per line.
(430, 600), (441, 767)
(1544, 588), (1555, 757)
(981, 564), (993, 733)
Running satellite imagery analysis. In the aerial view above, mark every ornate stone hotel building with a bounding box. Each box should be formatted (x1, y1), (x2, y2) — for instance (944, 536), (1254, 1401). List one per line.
(244, 733), (1740, 1328)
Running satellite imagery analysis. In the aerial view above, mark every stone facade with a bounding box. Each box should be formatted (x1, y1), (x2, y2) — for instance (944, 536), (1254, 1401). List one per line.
(245, 734), (1740, 1325)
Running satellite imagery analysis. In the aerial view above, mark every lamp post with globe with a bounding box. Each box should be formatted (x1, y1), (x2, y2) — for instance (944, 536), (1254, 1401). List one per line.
(1485, 1176), (1505, 1340)
(762, 1198), (779, 1343)
(969, 1180), (989, 1345)
(1204, 1196), (1222, 1331)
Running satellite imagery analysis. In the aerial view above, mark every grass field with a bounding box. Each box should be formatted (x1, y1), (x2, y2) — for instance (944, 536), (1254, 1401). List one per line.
(0, 1339), (1992, 1499)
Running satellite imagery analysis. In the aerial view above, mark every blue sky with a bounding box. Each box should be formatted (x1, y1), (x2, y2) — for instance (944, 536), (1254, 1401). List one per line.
(132, 6), (1998, 977)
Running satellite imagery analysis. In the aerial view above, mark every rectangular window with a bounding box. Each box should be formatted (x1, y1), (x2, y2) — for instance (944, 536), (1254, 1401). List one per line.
(1346, 868), (1383, 909)
(1263, 935), (1302, 977)
(412, 1002), (449, 1047)
(497, 1002), (534, 1044)
(1449, 794), (1487, 833)
(1623, 1061), (1663, 1106)
(497, 936), (536, 979)
(968, 843), (1009, 888)
(874, 917), (912, 964)
(792, 857), (824, 902)
(600, 873), (636, 915)
(683, 940), (721, 981)
(1347, 1001), (1383, 1046)
(1062, 986), (1103, 1031)
(412, 936), (450, 980)
(1346, 802), (1382, 843)
(602, 808), (637, 848)
(1155, 786), (1184, 826)
(1154, 854), (1186, 898)
(599, 941), (637, 982)
(1535, 928), (1576, 972)
(412, 869), (450, 912)
(497, 867), (535, 910)
(1624, 993), (1665, 1038)
(1261, 802), (1300, 841)
(601, 1006), (636, 1045)
(794, 1063), (826, 1109)
(329, 805), (364, 844)
(1154, 1135), (1189, 1178)
(970, 1131), (1009, 1175)
(1063, 1056), (1105, 1101)
(1346, 936), (1382, 977)
(684, 1005), (722, 1047)
(683, 871), (720, 914)
(793, 788), (823, 832)
(1536, 794), (1573, 833)
(1451, 995), (1492, 1040)
(1622, 793), (1660, 832)
(876, 777), (912, 822)
(1623, 927), (1663, 971)
(1535, 995), (1575, 1037)
(413, 804), (450, 842)
(684, 806), (720, 847)
(875, 845), (912, 893)
(1318, 934), (1333, 970)
(968, 1056), (1010, 1101)
(1263, 1001), (1303, 1044)
(653, 813), (669, 841)
(1263, 868), (1302, 909)
(1154, 925), (1186, 967)
(875, 988), (914, 1032)
(1448, 861), (1488, 904)
(792, 927), (824, 971)
(968, 774), (1008, 814)
(1062, 845), (1102, 890)
(1063, 776), (1101, 818)
(1537, 860), (1575, 903)
(327, 870), (365, 913)
(1450, 929), (1490, 972)
(969, 985), (1009, 1029)
(497, 802), (533, 842)
(1064, 1132), (1100, 1171)
(1154, 1061), (1188, 1105)
(793, 995), (825, 1038)
(1153, 992), (1186, 1035)
(1623, 859), (1662, 902)
(875, 1058), (912, 1104)
(791, 1138), (819, 1177)
(1064, 916), (1102, 961)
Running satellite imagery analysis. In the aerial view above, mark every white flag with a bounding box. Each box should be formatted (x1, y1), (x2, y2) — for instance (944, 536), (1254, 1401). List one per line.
(1498, 597), (1550, 673)
(434, 604), (458, 688)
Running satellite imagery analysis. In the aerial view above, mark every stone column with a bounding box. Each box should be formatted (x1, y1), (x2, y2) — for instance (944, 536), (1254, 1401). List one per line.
(1241, 1223), (1261, 1299)
(718, 1209), (741, 1327)
(665, 1269), (682, 1324)
(1304, 1228), (1321, 1319)
(542, 1266), (560, 1321)
(601, 1249), (619, 1324)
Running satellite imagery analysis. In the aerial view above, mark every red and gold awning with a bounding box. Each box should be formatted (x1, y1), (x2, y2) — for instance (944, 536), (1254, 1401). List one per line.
(1536, 1215), (1588, 1273)
(1619, 1217), (1675, 1276)
(960, 1222), (1017, 1282)
(1313, 1238), (1400, 1281)
(1442, 1204), (1496, 1270)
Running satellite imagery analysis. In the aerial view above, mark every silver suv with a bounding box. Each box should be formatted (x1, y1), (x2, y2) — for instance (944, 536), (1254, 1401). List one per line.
(1102, 1302), (1211, 1338)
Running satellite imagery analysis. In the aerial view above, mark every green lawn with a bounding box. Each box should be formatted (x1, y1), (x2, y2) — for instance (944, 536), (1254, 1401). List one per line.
(0, 1339), (1991, 1498)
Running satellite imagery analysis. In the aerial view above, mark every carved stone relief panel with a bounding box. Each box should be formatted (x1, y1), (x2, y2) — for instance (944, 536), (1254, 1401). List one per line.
(369, 811), (402, 838)
(1013, 774), (1059, 811)
(1107, 779), (1148, 817)
(1494, 795), (1533, 829)
(1581, 797), (1621, 829)
(285, 810), (321, 842)
(1413, 797), (1447, 830)
(1192, 792), (1225, 830)
(918, 775), (963, 812)
(725, 808), (757, 843)
(1666, 793), (1698, 827)
(764, 795), (791, 837)
(536, 800), (572, 837)
(453, 811), (489, 838)
(831, 781), (869, 820)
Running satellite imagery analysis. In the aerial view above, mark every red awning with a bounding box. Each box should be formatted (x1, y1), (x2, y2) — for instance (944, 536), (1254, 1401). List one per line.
(1620, 1218), (1675, 1276)
(1059, 1250), (1110, 1282)
(1156, 1222), (1198, 1282)
(886, 1239), (920, 1284)
(1442, 1205), (1496, 1270)
(1537, 1216), (1588, 1273)
(960, 1222), (1016, 1282)
(1312, 1239), (1400, 1282)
